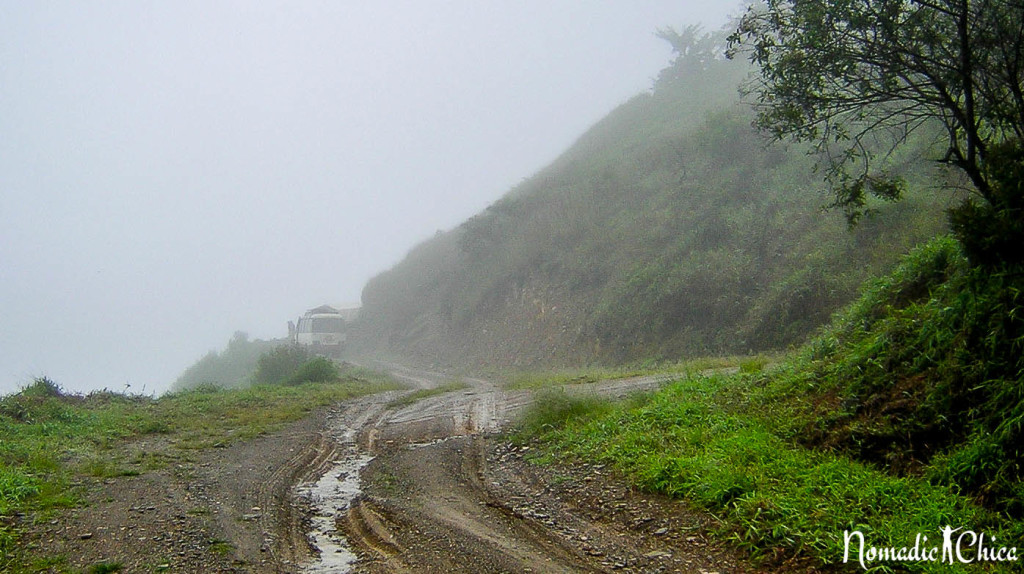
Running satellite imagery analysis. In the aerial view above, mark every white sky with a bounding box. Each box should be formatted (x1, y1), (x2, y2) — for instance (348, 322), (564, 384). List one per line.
(1, 0), (741, 396)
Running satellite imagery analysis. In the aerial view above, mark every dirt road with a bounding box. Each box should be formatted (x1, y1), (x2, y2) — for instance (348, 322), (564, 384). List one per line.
(297, 365), (751, 573)
(28, 367), (755, 573)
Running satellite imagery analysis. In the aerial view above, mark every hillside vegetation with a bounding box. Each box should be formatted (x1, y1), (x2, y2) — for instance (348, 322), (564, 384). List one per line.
(352, 30), (950, 370)
(519, 236), (1024, 570)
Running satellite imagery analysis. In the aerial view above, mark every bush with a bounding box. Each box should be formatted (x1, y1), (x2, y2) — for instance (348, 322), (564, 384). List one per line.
(284, 356), (339, 386)
(252, 346), (342, 386)
(172, 332), (283, 391)
(20, 376), (64, 398)
(252, 345), (312, 386)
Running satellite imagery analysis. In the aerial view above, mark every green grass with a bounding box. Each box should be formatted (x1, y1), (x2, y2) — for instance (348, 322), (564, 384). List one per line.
(515, 388), (618, 436)
(0, 368), (403, 572)
(207, 538), (234, 556)
(387, 380), (471, 408)
(502, 355), (775, 390)
(522, 373), (1016, 572)
(517, 237), (1024, 571)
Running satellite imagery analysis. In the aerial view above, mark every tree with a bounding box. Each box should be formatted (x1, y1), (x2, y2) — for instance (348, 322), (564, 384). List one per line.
(654, 25), (723, 86)
(728, 0), (1024, 230)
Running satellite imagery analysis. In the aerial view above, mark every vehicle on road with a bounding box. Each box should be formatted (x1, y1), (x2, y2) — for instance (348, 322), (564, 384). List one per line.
(289, 305), (358, 357)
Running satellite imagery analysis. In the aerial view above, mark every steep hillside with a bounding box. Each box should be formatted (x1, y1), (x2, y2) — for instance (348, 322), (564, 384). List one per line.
(352, 32), (951, 370)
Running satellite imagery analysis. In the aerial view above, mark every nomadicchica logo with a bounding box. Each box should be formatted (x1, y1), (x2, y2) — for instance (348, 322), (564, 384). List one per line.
(843, 526), (1018, 570)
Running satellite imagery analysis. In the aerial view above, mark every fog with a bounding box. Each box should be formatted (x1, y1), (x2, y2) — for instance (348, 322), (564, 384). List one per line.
(1, 1), (737, 396)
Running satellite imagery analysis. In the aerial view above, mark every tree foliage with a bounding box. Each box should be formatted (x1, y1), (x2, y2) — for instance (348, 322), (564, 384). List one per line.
(654, 25), (724, 87)
(729, 0), (1024, 227)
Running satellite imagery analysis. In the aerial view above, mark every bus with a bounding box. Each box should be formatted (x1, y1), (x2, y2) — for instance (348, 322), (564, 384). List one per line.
(290, 305), (357, 357)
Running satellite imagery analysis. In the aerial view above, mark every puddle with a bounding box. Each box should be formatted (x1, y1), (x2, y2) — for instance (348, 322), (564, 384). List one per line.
(297, 452), (374, 573)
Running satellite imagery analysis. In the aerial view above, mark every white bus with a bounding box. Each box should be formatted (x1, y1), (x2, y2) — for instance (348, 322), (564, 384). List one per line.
(290, 305), (357, 357)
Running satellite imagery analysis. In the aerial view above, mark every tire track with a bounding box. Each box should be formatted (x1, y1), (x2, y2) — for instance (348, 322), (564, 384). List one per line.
(296, 366), (744, 573)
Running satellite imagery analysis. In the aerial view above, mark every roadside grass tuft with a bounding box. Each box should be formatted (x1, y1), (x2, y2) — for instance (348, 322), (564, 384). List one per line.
(516, 389), (615, 437)
(505, 369), (623, 390)
(283, 356), (340, 386)
(207, 538), (234, 556)
(387, 380), (471, 408)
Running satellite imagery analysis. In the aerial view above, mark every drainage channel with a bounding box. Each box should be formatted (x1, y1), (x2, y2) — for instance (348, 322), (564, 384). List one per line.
(295, 398), (389, 573)
(297, 450), (374, 573)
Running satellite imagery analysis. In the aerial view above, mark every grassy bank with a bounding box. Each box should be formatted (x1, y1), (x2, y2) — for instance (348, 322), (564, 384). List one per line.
(0, 366), (402, 571)
(520, 377), (1016, 572)
(518, 237), (1024, 571)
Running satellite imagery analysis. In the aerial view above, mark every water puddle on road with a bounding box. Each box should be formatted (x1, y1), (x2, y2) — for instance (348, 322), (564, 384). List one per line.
(297, 453), (374, 573)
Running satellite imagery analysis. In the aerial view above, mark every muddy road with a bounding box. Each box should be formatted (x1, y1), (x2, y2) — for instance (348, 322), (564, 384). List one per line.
(29, 366), (753, 573)
(295, 366), (752, 573)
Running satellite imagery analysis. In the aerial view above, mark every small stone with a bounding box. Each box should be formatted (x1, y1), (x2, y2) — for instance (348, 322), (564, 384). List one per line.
(79, 533), (93, 540)
(654, 527), (669, 536)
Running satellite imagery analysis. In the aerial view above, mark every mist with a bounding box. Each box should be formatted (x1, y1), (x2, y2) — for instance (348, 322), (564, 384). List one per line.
(1, 1), (738, 396)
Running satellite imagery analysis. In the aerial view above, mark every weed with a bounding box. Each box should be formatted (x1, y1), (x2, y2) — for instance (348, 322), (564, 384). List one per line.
(0, 468), (40, 514)
(515, 389), (614, 436)
(208, 538), (233, 556)
(80, 458), (140, 479)
(369, 466), (407, 495)
(505, 371), (605, 390)
(251, 345), (312, 386)
(503, 356), (777, 391)
(738, 355), (769, 374)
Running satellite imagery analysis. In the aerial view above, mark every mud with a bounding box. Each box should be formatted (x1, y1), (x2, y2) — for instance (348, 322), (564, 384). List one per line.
(301, 366), (759, 573)
(23, 366), (771, 573)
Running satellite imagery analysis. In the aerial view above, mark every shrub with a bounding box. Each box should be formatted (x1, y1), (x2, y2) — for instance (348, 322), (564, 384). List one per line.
(20, 376), (64, 398)
(284, 356), (339, 386)
(251, 345), (312, 386)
